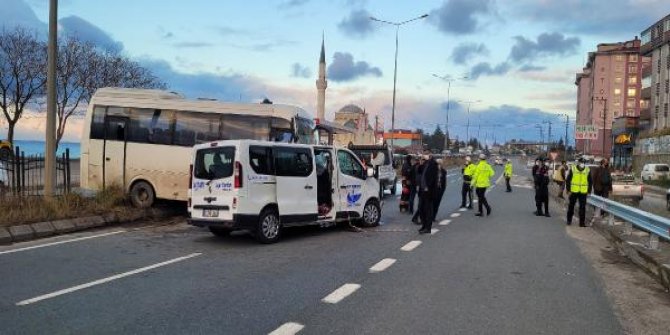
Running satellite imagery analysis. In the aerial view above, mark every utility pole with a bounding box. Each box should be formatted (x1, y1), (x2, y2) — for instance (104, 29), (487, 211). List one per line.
(44, 0), (57, 197)
(594, 97), (608, 158)
(564, 115), (569, 149)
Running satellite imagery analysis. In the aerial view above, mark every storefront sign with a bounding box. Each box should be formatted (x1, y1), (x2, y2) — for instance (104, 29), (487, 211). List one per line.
(615, 134), (632, 144)
(575, 124), (598, 140)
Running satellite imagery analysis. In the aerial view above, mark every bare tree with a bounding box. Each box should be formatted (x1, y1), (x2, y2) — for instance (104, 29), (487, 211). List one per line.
(0, 28), (47, 144)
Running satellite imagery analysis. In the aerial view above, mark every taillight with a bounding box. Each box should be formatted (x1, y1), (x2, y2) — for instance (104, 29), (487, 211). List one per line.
(188, 164), (193, 189)
(234, 161), (243, 188)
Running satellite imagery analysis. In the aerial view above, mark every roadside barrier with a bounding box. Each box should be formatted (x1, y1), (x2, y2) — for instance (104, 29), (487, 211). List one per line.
(588, 194), (670, 249)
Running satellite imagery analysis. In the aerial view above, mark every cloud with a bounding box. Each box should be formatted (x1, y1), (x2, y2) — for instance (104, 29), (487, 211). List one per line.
(338, 9), (376, 38)
(450, 43), (489, 65)
(509, 32), (579, 64)
(509, 0), (666, 35)
(173, 41), (213, 48)
(291, 63), (311, 78)
(278, 0), (309, 9)
(515, 69), (574, 83)
(59, 16), (124, 52)
(430, 0), (493, 35)
(468, 62), (511, 80)
(327, 52), (382, 82)
(344, 0), (367, 6)
(518, 64), (546, 72)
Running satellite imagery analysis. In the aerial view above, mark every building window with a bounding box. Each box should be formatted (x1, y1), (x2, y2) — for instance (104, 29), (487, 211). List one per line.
(629, 54), (638, 62)
(666, 79), (670, 93)
(657, 82), (661, 96)
(666, 103), (669, 117)
(614, 77), (623, 84)
(628, 65), (637, 73)
(614, 88), (621, 95)
(615, 64), (624, 72)
(615, 55), (624, 62)
(627, 88), (636, 96)
(626, 98), (636, 108)
(659, 59), (662, 74)
(614, 101), (621, 108)
(667, 54), (670, 69)
(627, 109), (635, 116)
(628, 76), (637, 85)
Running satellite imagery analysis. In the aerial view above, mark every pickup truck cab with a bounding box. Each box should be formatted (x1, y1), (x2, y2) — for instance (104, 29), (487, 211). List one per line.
(611, 173), (643, 206)
(188, 140), (382, 243)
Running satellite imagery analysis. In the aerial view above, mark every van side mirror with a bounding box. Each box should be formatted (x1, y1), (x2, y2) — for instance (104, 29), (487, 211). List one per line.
(367, 167), (375, 178)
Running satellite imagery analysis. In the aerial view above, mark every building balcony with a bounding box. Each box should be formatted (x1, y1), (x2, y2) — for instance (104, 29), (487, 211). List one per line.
(640, 31), (670, 56)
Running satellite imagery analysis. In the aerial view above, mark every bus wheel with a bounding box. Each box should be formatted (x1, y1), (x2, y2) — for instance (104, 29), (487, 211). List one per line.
(129, 181), (155, 208)
(256, 208), (281, 244)
(0, 148), (12, 161)
(361, 199), (381, 227)
(209, 226), (232, 237)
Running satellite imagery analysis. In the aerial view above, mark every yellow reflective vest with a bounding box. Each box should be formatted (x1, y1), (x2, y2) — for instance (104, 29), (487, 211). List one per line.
(463, 163), (475, 184)
(473, 160), (495, 188)
(504, 162), (513, 177)
(570, 166), (590, 194)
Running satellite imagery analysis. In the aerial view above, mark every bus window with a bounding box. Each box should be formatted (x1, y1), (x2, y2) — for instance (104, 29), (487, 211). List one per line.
(224, 114), (270, 141)
(91, 106), (106, 139)
(127, 109), (174, 145)
(271, 117), (293, 142)
(174, 111), (222, 146)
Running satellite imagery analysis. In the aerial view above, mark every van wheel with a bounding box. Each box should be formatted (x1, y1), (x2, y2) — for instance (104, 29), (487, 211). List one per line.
(256, 208), (281, 244)
(209, 227), (232, 237)
(129, 181), (155, 208)
(361, 199), (381, 227)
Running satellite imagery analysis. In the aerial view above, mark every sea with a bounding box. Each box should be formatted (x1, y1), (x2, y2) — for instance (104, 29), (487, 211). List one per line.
(11, 140), (81, 158)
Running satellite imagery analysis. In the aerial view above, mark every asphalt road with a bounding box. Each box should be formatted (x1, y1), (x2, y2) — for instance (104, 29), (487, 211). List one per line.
(0, 162), (621, 334)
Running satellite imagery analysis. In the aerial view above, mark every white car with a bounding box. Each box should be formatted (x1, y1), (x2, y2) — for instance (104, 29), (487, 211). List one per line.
(188, 140), (382, 243)
(641, 163), (670, 181)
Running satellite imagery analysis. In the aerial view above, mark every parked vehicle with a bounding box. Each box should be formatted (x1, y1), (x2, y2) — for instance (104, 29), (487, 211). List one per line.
(347, 143), (397, 196)
(188, 140), (382, 243)
(641, 163), (670, 181)
(494, 156), (502, 166)
(611, 173), (643, 206)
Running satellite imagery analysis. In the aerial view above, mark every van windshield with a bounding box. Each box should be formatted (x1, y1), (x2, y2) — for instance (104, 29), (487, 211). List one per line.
(194, 147), (235, 180)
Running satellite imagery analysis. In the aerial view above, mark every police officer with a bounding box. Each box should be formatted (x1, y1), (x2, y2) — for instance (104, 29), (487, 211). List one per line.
(534, 157), (551, 217)
(472, 154), (495, 217)
(460, 156), (475, 209)
(566, 158), (592, 227)
(503, 158), (513, 192)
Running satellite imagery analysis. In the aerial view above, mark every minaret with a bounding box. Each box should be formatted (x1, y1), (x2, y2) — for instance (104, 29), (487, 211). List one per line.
(316, 34), (327, 122)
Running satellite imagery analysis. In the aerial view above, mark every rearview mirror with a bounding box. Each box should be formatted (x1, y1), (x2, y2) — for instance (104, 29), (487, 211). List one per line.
(367, 167), (375, 178)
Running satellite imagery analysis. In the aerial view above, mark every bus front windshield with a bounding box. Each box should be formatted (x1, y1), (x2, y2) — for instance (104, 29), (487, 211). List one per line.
(295, 117), (315, 144)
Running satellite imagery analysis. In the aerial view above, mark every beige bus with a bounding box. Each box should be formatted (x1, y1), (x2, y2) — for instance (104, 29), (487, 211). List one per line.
(80, 88), (315, 207)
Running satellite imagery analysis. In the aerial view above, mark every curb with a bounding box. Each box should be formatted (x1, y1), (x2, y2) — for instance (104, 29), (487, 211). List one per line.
(0, 207), (179, 246)
(547, 182), (670, 291)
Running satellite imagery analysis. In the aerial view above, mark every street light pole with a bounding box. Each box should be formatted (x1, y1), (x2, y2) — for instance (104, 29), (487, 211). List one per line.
(45, 0), (57, 197)
(459, 99), (481, 146)
(432, 74), (467, 152)
(371, 14), (428, 151)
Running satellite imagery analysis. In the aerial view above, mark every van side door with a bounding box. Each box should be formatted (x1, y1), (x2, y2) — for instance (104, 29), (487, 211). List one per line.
(274, 146), (318, 224)
(336, 149), (367, 216)
(248, 145), (276, 213)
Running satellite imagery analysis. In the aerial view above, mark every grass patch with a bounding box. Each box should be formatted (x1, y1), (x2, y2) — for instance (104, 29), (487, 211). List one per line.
(0, 186), (134, 227)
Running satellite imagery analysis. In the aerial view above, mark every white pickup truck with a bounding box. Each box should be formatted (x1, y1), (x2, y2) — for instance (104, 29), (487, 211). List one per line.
(611, 173), (644, 206)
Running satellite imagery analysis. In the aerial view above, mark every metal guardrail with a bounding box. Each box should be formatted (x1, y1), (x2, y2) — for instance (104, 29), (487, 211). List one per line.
(588, 194), (670, 242)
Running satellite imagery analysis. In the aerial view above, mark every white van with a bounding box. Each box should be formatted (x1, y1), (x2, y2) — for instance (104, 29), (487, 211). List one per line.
(641, 163), (670, 181)
(188, 140), (382, 243)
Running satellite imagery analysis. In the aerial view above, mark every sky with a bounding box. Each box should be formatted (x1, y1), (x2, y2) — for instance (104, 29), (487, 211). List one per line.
(1, 0), (669, 144)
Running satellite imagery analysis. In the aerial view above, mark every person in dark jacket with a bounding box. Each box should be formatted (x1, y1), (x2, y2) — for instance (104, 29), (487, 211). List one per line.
(401, 155), (417, 214)
(534, 158), (551, 217)
(411, 157), (426, 224)
(433, 159), (447, 221)
(566, 158), (593, 227)
(418, 151), (439, 234)
(592, 158), (613, 216)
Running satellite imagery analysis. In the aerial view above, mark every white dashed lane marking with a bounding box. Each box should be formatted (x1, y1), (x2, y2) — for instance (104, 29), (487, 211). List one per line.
(430, 228), (439, 235)
(439, 220), (451, 226)
(369, 258), (397, 273)
(401, 240), (422, 251)
(269, 322), (304, 335)
(322, 283), (361, 304)
(458, 208), (467, 212)
(0, 230), (126, 256)
(450, 213), (461, 218)
(16, 253), (202, 306)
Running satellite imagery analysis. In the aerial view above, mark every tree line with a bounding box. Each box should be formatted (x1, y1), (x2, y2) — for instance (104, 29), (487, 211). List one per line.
(0, 27), (165, 147)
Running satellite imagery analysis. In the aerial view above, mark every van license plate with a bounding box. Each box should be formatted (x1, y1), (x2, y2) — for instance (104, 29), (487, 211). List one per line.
(203, 209), (219, 218)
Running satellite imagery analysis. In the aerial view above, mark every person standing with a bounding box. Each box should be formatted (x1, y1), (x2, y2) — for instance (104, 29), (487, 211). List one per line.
(401, 155), (416, 214)
(566, 158), (592, 227)
(433, 159), (447, 221)
(419, 151), (438, 233)
(592, 158), (613, 216)
(534, 158), (551, 217)
(472, 154), (495, 217)
(460, 156), (475, 209)
(554, 160), (567, 199)
(503, 158), (513, 192)
(411, 156), (426, 224)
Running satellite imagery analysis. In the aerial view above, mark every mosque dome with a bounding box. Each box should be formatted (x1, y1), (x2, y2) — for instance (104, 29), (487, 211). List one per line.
(338, 104), (364, 114)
